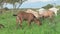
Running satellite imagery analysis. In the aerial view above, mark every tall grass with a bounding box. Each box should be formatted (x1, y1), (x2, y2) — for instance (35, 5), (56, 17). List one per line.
(0, 11), (60, 34)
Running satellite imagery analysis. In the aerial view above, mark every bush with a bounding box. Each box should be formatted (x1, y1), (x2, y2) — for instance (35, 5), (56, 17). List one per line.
(4, 7), (9, 11)
(42, 4), (53, 9)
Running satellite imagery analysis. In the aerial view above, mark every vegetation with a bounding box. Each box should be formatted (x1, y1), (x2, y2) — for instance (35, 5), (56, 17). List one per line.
(0, 0), (27, 12)
(3, 7), (9, 11)
(42, 4), (53, 9)
(0, 9), (60, 34)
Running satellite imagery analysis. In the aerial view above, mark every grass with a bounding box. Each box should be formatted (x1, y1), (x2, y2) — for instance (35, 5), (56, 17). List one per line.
(0, 11), (60, 34)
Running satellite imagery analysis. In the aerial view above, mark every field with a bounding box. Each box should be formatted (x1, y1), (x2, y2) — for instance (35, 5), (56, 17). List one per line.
(0, 10), (60, 34)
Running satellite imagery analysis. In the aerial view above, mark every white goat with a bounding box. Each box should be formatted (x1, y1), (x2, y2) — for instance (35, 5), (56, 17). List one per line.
(25, 9), (39, 18)
(49, 7), (59, 16)
(37, 8), (46, 14)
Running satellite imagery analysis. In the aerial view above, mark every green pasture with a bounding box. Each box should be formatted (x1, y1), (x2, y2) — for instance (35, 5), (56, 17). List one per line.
(0, 10), (60, 34)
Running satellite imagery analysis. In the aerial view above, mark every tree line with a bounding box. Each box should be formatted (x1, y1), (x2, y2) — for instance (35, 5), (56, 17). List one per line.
(0, 0), (59, 10)
(0, 0), (27, 9)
